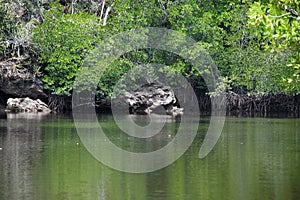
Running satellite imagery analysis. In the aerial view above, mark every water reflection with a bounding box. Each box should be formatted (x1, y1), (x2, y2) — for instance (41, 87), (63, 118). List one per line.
(0, 115), (299, 200)
(1, 113), (44, 200)
(36, 115), (177, 199)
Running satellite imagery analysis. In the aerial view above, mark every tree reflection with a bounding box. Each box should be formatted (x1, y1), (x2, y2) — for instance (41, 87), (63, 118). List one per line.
(1, 113), (44, 200)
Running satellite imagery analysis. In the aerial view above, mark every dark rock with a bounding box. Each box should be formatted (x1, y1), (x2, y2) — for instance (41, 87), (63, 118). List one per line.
(0, 103), (5, 114)
(0, 57), (47, 99)
(5, 97), (51, 113)
(116, 82), (183, 116)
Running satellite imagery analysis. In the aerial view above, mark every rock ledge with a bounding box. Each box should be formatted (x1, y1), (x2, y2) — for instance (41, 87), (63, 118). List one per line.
(5, 97), (51, 113)
(122, 83), (183, 116)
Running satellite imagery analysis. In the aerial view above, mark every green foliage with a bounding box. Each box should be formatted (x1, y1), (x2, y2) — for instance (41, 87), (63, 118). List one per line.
(248, 0), (300, 93)
(96, 59), (133, 97)
(33, 2), (103, 95)
(0, 0), (300, 96)
(0, 0), (48, 61)
(0, 1), (11, 37)
(106, 0), (299, 95)
(164, 0), (298, 95)
(0, 1), (18, 58)
(212, 1), (294, 94)
(111, 0), (166, 30)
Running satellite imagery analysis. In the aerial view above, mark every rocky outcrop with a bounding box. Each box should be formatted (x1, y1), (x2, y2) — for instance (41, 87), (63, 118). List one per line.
(5, 97), (51, 113)
(0, 57), (47, 99)
(118, 83), (183, 116)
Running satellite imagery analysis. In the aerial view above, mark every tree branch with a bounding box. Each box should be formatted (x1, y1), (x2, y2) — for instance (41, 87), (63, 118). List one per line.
(100, 0), (105, 21)
(102, 4), (112, 26)
(267, 12), (291, 18)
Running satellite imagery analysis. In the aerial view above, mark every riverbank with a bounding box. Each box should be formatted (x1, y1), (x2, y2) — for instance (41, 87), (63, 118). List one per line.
(224, 92), (300, 115)
(1, 92), (299, 117)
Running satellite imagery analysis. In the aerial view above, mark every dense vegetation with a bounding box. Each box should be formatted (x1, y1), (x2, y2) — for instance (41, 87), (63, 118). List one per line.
(0, 0), (299, 110)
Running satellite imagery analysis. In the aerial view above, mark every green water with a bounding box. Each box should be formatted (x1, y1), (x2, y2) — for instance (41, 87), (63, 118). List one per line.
(0, 114), (299, 200)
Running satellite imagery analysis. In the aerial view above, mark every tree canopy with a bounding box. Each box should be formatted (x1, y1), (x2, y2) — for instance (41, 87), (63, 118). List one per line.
(1, 0), (299, 97)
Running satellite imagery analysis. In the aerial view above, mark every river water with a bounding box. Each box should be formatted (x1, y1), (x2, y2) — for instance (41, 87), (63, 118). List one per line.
(0, 113), (299, 200)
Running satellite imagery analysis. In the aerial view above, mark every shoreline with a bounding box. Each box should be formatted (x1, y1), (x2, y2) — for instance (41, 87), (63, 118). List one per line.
(1, 92), (299, 118)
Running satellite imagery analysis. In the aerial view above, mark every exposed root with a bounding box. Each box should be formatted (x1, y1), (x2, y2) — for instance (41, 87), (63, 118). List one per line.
(225, 92), (300, 116)
(46, 92), (300, 116)
(196, 91), (300, 116)
(48, 95), (70, 113)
